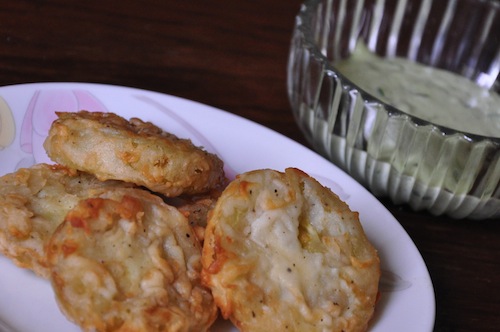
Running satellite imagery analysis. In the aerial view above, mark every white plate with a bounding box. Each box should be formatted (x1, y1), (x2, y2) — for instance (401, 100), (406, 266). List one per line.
(0, 83), (435, 332)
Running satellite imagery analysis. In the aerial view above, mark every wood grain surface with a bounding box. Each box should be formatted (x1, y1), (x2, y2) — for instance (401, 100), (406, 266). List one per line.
(0, 1), (499, 331)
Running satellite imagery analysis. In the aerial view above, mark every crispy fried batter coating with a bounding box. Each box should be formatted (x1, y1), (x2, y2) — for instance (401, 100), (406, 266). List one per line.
(201, 168), (380, 332)
(47, 188), (218, 332)
(164, 188), (223, 243)
(43, 111), (226, 197)
(0, 163), (131, 278)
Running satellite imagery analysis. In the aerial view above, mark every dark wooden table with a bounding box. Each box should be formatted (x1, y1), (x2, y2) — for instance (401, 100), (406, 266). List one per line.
(1, 1), (499, 331)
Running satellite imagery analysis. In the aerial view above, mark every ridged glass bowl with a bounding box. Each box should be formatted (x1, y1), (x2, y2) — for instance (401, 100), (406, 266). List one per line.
(287, 0), (500, 219)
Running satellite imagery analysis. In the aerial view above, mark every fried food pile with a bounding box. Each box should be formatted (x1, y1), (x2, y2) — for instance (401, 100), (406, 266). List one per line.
(0, 111), (380, 332)
(1, 111), (223, 332)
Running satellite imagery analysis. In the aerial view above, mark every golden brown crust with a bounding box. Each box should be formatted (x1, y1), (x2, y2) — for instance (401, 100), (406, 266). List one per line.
(201, 168), (380, 332)
(47, 187), (218, 332)
(163, 187), (224, 244)
(43, 111), (226, 197)
(0, 163), (132, 278)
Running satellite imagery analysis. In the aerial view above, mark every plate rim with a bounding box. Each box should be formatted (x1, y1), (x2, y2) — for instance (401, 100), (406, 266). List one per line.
(0, 81), (436, 332)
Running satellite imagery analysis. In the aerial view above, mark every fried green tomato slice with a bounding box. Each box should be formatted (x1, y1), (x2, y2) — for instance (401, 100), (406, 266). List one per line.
(47, 187), (218, 332)
(0, 163), (131, 278)
(43, 111), (226, 197)
(201, 168), (380, 332)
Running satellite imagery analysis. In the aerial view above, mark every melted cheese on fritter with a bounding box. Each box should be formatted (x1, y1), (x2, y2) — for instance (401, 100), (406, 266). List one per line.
(48, 188), (217, 332)
(202, 168), (380, 332)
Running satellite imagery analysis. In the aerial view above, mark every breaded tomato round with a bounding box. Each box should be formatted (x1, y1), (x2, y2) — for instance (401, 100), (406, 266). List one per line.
(0, 163), (131, 278)
(43, 111), (226, 197)
(201, 168), (380, 332)
(47, 188), (218, 332)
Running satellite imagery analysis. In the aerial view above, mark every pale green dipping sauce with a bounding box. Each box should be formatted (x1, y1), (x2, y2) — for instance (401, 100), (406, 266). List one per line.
(334, 44), (500, 138)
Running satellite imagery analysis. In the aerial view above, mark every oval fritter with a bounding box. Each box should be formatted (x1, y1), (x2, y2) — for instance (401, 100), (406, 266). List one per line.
(201, 168), (380, 332)
(43, 111), (226, 197)
(47, 188), (218, 332)
(0, 163), (131, 278)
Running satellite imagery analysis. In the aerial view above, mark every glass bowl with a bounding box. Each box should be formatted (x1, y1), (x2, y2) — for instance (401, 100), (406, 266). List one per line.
(287, 0), (500, 220)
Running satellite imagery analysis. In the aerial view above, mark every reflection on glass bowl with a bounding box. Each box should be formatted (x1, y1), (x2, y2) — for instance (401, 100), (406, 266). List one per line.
(287, 0), (500, 219)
